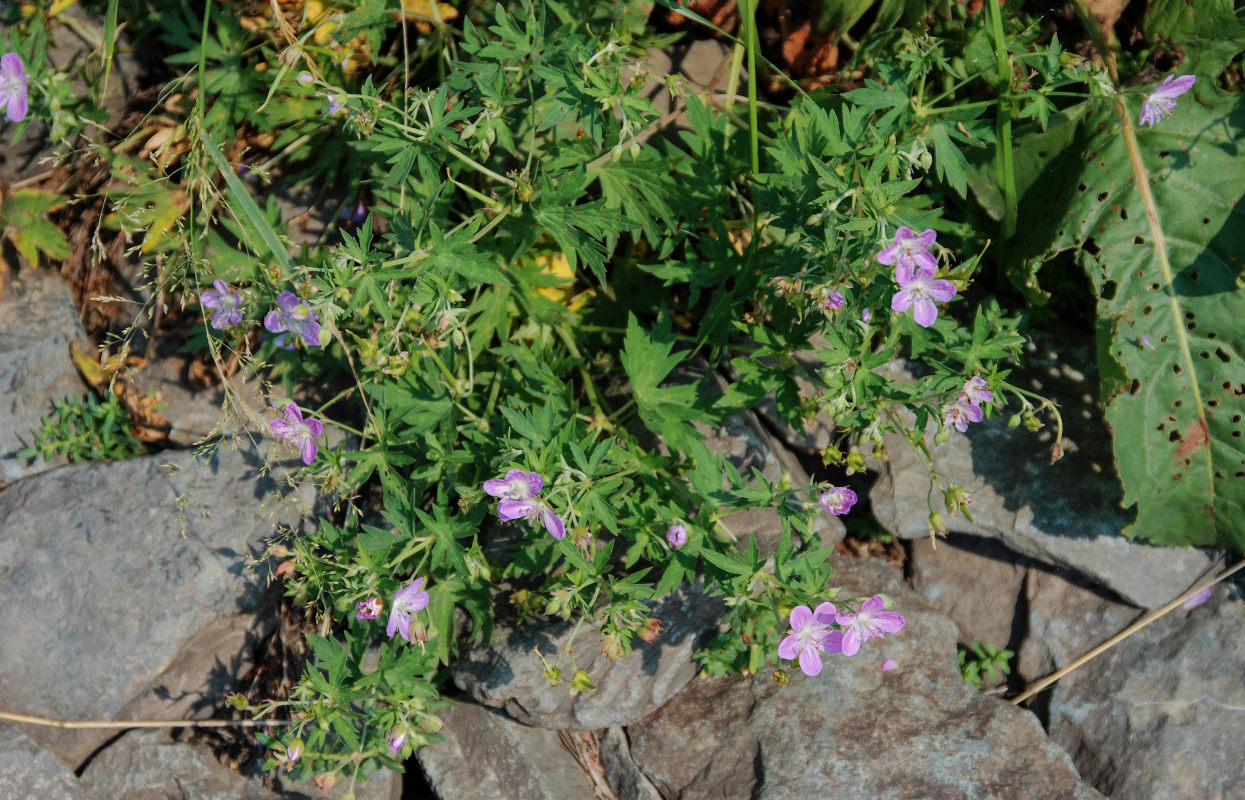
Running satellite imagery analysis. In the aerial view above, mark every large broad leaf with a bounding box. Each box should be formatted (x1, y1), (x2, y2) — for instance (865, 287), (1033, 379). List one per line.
(1005, 86), (1245, 548)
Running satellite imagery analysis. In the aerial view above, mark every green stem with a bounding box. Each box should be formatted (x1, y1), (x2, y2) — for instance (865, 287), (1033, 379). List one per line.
(741, 0), (760, 179)
(984, 0), (1017, 238)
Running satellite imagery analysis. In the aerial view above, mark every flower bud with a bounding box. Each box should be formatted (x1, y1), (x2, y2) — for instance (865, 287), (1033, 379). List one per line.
(928, 511), (947, 537)
(570, 669), (596, 694)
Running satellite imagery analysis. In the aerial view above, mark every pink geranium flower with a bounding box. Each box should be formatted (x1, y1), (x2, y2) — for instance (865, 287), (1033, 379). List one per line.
(268, 403), (324, 465)
(0, 53), (29, 123)
(818, 486), (858, 516)
(386, 577), (430, 642)
(892, 262), (957, 328)
(355, 597), (383, 620)
(942, 395), (983, 433)
(264, 291), (322, 349)
(483, 469), (566, 539)
(388, 730), (407, 755)
(666, 524), (688, 548)
(877, 226), (938, 272)
(837, 596), (906, 657)
(777, 602), (843, 677)
(200, 279), (244, 329)
(1139, 74), (1195, 129)
(961, 376), (994, 406)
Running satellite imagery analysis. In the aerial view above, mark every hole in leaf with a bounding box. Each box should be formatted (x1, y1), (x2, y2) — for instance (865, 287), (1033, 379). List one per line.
(1190, 269), (1199, 281)
(1129, 379), (1142, 395)
(1203, 218), (1211, 225)
(1149, 282), (1160, 291)
(1097, 191), (1109, 202)
(1169, 430), (1181, 442)
(1173, 363), (1183, 375)
(1216, 348), (1230, 363)
(1101, 281), (1117, 300)
(1232, 414), (1242, 424)
(1200, 351), (1210, 359)
(1187, 320), (1197, 331)
(1120, 208), (1129, 220)
(1143, 304), (1153, 315)
(1078, 183), (1088, 192)
(1133, 236), (1146, 245)
(1159, 150), (1171, 158)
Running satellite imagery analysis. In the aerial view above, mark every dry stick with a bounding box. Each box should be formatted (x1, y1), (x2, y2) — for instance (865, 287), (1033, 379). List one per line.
(1011, 558), (1245, 705)
(0, 709), (294, 730)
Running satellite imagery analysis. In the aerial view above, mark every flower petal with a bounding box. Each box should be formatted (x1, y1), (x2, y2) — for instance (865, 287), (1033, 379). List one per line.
(541, 507), (565, 540)
(927, 279), (957, 302)
(861, 596), (885, 615)
(914, 228), (937, 248)
(299, 438), (317, 465)
(840, 627), (862, 657)
(482, 479), (511, 497)
(798, 647), (823, 677)
(824, 630), (844, 654)
(812, 602), (838, 625)
(891, 289), (914, 313)
(873, 611), (906, 633)
(789, 605), (813, 630)
(912, 296), (938, 328)
(778, 633), (800, 661)
(497, 498), (535, 521)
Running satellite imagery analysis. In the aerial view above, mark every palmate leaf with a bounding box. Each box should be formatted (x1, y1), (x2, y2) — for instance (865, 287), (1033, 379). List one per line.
(1013, 88), (1245, 548)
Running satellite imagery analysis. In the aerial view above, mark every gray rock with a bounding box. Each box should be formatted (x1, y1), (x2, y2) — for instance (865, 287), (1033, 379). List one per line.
(1017, 568), (1245, 800)
(415, 701), (596, 799)
(869, 337), (1214, 608)
(624, 557), (1104, 800)
(0, 442), (312, 768)
(134, 348), (267, 447)
(598, 727), (662, 800)
(908, 534), (1029, 649)
(452, 584), (724, 730)
(0, 724), (86, 800)
(0, 269), (89, 486)
(273, 767), (401, 800)
(79, 729), (281, 800)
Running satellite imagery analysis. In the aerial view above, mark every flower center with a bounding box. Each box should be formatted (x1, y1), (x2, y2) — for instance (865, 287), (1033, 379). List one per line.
(796, 622), (827, 650)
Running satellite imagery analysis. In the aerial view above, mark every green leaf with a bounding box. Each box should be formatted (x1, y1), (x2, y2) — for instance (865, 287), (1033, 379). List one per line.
(202, 136), (293, 269)
(619, 313), (706, 456)
(0, 189), (72, 266)
(1142, 0), (1245, 79)
(1014, 90), (1245, 548)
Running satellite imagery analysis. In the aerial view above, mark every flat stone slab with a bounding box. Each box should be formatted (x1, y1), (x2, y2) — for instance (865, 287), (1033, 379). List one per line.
(416, 701), (596, 799)
(79, 729), (280, 800)
(624, 557), (1105, 800)
(869, 337), (1214, 609)
(0, 269), (89, 486)
(452, 583), (724, 730)
(0, 442), (312, 767)
(0, 724), (86, 800)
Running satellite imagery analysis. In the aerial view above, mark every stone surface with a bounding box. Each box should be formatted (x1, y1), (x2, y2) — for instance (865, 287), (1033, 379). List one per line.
(79, 729), (280, 800)
(1017, 569), (1245, 800)
(869, 336), (1214, 608)
(134, 347), (267, 447)
(623, 557), (1104, 800)
(452, 583), (724, 730)
(0, 269), (89, 486)
(415, 701), (596, 799)
(908, 533), (1030, 649)
(274, 767), (401, 800)
(0, 724), (87, 800)
(0, 442), (312, 768)
(598, 727), (663, 800)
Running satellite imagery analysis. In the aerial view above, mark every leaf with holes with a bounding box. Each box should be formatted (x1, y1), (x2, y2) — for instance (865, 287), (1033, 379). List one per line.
(1011, 87), (1245, 547)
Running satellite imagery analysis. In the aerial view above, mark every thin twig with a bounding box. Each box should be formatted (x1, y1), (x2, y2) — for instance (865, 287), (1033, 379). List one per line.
(0, 709), (293, 730)
(1011, 558), (1245, 705)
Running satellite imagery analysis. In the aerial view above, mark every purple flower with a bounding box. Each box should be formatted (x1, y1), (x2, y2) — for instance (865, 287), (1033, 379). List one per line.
(877, 226), (938, 272)
(388, 730), (407, 755)
(1139, 74), (1195, 129)
(485, 469), (565, 539)
(861, 308), (872, 323)
(837, 596), (906, 657)
(0, 53), (29, 123)
(777, 602), (843, 677)
(666, 524), (688, 548)
(264, 291), (322, 349)
(269, 403), (324, 464)
(1182, 587), (1212, 610)
(818, 486), (858, 516)
(880, 658), (898, 672)
(386, 577), (430, 642)
(355, 597), (383, 620)
(483, 469), (543, 501)
(200, 279), (244, 329)
(961, 376), (994, 407)
(942, 395), (983, 433)
(818, 288), (845, 313)
(891, 262), (957, 328)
